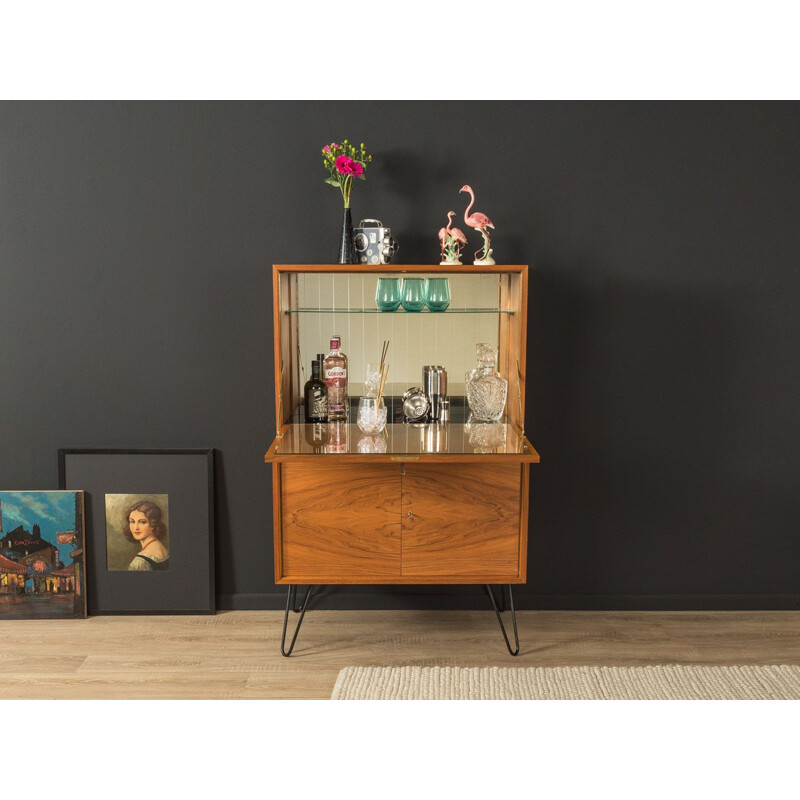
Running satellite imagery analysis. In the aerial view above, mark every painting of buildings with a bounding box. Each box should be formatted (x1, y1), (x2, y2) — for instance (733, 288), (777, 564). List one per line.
(0, 491), (86, 619)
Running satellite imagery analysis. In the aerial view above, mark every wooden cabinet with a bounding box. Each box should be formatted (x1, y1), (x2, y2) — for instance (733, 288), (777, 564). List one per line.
(265, 264), (539, 589)
(274, 460), (528, 584)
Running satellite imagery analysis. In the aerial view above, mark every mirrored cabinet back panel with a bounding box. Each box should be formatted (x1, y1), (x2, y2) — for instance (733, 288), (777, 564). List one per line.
(274, 266), (528, 431)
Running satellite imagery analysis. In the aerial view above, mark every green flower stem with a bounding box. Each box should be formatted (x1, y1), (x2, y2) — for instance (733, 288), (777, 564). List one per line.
(341, 175), (352, 208)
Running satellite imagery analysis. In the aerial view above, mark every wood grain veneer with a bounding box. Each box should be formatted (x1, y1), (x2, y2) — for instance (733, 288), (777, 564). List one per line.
(275, 268), (300, 428)
(499, 270), (527, 431)
(278, 463), (402, 582)
(401, 463), (522, 580)
(274, 264), (528, 274)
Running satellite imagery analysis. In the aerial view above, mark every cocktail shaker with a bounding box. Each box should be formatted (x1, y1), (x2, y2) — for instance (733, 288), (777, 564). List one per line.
(422, 365), (448, 421)
(402, 387), (430, 422)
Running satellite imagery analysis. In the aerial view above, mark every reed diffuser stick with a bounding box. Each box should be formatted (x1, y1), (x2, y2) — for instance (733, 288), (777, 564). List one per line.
(379, 340), (389, 375)
(376, 363), (389, 406)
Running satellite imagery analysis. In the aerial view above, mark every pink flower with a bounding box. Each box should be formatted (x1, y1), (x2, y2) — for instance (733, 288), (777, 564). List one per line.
(351, 160), (364, 176)
(335, 155), (356, 175)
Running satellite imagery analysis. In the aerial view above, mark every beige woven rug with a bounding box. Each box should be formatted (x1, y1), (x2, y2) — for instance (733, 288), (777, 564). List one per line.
(331, 665), (800, 700)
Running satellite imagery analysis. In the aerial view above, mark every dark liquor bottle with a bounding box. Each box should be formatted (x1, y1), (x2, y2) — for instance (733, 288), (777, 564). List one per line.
(304, 360), (328, 422)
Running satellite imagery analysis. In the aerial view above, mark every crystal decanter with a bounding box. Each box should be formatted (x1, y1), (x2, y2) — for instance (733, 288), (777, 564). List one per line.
(465, 343), (508, 422)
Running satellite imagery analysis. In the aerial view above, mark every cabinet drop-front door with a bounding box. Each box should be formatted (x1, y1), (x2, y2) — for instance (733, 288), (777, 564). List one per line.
(401, 463), (525, 582)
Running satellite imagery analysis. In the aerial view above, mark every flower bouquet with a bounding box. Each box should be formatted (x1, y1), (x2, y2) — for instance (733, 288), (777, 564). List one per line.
(322, 140), (372, 209)
(322, 140), (372, 263)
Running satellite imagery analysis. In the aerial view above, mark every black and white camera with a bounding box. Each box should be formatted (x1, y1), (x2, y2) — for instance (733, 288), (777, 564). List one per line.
(353, 219), (399, 265)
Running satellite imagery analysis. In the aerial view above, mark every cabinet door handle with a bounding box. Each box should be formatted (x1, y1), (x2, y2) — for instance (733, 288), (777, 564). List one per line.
(406, 511), (414, 519)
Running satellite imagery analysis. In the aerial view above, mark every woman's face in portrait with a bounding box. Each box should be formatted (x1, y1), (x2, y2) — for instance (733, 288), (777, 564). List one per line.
(128, 510), (155, 542)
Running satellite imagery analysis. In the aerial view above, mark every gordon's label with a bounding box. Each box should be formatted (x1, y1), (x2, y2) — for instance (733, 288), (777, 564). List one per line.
(325, 366), (346, 388)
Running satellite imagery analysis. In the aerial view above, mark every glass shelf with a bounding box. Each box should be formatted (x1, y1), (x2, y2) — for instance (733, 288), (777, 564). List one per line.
(285, 307), (514, 315)
(272, 423), (532, 456)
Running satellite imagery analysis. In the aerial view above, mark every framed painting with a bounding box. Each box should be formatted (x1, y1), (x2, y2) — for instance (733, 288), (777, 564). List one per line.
(58, 449), (215, 614)
(0, 490), (87, 619)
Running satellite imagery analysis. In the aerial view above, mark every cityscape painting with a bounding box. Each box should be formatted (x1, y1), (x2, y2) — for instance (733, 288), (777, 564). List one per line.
(0, 491), (87, 619)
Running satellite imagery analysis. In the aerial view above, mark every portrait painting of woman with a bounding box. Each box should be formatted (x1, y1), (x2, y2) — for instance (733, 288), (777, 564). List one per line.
(124, 500), (169, 571)
(105, 494), (170, 571)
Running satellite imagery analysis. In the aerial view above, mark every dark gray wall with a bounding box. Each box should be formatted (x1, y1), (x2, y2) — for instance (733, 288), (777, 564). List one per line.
(2, 101), (798, 610)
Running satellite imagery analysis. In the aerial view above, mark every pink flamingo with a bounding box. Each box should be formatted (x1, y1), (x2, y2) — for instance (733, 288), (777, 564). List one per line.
(437, 212), (452, 260)
(439, 211), (468, 264)
(446, 210), (468, 247)
(460, 184), (495, 264)
(450, 223), (468, 248)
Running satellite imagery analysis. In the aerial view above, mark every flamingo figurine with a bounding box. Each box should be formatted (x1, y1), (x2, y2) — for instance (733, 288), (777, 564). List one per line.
(437, 212), (451, 262)
(439, 211), (468, 265)
(460, 184), (495, 265)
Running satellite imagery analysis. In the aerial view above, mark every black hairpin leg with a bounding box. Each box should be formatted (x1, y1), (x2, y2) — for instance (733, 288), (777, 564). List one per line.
(281, 584), (314, 657)
(485, 584), (520, 656)
(289, 584), (306, 613)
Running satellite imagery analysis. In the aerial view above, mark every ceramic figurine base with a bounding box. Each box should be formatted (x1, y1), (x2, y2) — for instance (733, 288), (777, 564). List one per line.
(474, 246), (495, 266)
(440, 259), (462, 266)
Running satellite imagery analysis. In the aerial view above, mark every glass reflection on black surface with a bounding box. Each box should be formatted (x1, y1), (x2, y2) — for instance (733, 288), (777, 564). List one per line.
(304, 422), (328, 453)
(325, 420), (348, 453)
(357, 433), (388, 454)
(465, 417), (507, 453)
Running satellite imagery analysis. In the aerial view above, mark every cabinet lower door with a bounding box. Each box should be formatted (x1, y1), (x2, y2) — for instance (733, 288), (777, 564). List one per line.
(277, 463), (402, 582)
(402, 463), (524, 582)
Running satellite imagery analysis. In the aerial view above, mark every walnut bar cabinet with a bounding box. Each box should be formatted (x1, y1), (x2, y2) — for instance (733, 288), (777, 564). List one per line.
(265, 264), (540, 655)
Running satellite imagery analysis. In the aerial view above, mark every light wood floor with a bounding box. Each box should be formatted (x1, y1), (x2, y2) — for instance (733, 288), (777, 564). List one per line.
(2, 610), (800, 699)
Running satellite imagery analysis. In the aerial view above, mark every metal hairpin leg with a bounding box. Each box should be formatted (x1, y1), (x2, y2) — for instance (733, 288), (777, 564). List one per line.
(281, 584), (314, 657)
(485, 584), (520, 656)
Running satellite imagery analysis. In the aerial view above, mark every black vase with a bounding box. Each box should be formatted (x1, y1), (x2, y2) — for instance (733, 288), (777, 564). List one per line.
(338, 207), (357, 264)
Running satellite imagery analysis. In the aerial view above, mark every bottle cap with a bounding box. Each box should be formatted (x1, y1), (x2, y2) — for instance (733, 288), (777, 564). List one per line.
(330, 336), (340, 349)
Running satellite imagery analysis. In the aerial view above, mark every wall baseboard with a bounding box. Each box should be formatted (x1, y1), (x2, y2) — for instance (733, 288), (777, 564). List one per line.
(217, 590), (800, 612)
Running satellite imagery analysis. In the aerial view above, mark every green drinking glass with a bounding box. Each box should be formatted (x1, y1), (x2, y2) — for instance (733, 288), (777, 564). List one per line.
(375, 277), (401, 311)
(425, 277), (451, 312)
(400, 277), (426, 312)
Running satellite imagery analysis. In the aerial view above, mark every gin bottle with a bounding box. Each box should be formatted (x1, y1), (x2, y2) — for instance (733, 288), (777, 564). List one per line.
(323, 335), (348, 420)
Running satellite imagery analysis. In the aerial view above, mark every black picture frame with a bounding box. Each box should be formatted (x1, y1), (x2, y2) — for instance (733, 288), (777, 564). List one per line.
(58, 448), (215, 614)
